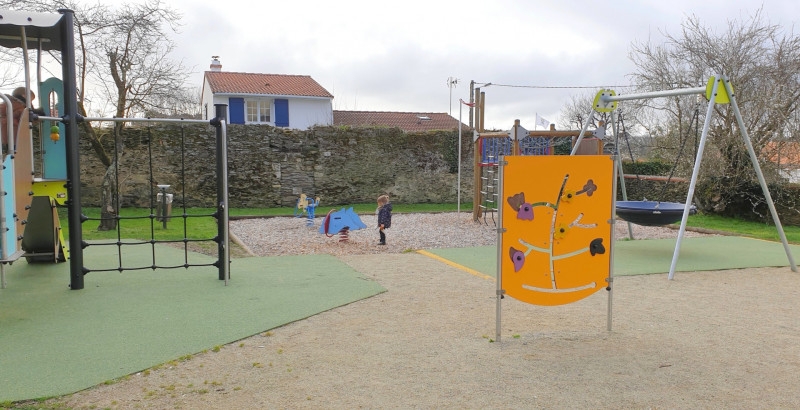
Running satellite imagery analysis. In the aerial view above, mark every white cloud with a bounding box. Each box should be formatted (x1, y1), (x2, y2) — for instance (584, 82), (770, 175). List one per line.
(52, 0), (800, 129)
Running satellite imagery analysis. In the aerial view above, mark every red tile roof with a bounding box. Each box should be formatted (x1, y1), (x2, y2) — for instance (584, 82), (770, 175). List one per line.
(204, 71), (333, 98)
(765, 141), (800, 167)
(333, 110), (466, 133)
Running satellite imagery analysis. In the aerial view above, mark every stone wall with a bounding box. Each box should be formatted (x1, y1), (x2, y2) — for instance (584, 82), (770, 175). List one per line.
(78, 124), (475, 208)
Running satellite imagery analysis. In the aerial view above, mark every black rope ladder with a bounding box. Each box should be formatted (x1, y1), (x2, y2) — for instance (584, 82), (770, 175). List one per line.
(80, 124), (222, 274)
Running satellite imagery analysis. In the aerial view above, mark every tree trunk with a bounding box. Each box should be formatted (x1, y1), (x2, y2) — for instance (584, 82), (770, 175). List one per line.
(98, 162), (118, 231)
(98, 125), (124, 231)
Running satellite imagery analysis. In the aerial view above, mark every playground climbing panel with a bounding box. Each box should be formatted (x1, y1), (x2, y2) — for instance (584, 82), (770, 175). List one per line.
(500, 155), (614, 306)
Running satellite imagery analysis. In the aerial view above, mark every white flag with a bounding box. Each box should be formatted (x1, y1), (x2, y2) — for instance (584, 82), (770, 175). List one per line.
(536, 113), (550, 129)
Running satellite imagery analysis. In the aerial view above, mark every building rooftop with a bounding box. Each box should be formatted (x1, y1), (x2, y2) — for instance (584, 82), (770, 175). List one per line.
(765, 141), (800, 167)
(204, 71), (333, 98)
(333, 110), (465, 132)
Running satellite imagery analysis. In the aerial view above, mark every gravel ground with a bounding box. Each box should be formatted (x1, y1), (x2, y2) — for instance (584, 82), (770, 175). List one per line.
(230, 211), (711, 257)
(40, 213), (791, 410)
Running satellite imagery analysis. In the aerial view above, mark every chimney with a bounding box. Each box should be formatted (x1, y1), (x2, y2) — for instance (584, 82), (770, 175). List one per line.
(210, 56), (222, 72)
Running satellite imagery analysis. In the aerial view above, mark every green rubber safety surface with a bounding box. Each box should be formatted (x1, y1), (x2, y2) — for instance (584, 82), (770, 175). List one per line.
(423, 236), (800, 278)
(0, 244), (385, 402)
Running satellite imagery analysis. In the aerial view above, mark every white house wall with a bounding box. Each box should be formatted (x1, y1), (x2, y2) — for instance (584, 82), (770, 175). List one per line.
(779, 168), (800, 184)
(200, 77), (332, 129)
(288, 98), (333, 129)
(201, 78), (215, 120)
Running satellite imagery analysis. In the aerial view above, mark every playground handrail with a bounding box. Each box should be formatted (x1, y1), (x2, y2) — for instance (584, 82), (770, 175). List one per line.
(82, 117), (210, 124)
(36, 115), (211, 125)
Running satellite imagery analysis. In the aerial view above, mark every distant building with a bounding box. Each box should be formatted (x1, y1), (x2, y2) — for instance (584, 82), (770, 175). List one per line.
(200, 57), (333, 129)
(200, 58), (465, 132)
(333, 110), (463, 133)
(764, 141), (800, 183)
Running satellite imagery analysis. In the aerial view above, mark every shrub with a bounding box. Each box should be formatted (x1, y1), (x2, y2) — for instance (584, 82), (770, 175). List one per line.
(695, 177), (800, 226)
(621, 159), (672, 176)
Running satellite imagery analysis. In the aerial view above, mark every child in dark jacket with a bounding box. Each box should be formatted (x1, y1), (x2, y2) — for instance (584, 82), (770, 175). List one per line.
(377, 194), (392, 245)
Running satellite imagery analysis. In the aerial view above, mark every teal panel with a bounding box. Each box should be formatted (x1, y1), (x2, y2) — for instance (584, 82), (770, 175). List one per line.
(39, 77), (67, 180)
(2, 154), (17, 256)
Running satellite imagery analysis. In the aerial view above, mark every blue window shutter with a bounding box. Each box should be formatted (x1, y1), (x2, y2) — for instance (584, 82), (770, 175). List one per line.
(275, 99), (289, 127)
(229, 97), (245, 124)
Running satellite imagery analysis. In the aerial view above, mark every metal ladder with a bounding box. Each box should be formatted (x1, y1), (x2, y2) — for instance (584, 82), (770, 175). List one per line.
(479, 153), (499, 226)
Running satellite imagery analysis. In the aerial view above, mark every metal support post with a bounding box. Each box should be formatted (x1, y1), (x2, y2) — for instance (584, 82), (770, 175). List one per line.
(157, 184), (170, 229)
(722, 76), (797, 272)
(607, 154), (618, 331)
(609, 111), (634, 239)
(495, 157), (505, 342)
(457, 103), (463, 214)
(569, 107), (596, 155)
(213, 104), (230, 284)
(59, 9), (84, 290)
(668, 78), (720, 280)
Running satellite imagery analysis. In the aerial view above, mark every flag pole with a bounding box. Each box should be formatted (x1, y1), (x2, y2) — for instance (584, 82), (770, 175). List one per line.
(457, 101), (462, 214)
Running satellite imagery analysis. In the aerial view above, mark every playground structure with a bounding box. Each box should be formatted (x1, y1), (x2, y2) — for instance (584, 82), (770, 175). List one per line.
(495, 155), (615, 340)
(294, 194), (320, 226)
(0, 10), (74, 288)
(0, 9), (231, 290)
(472, 119), (604, 224)
(319, 207), (367, 242)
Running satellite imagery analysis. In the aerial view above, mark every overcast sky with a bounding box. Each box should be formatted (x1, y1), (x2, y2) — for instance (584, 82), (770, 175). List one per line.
(160, 1), (793, 129)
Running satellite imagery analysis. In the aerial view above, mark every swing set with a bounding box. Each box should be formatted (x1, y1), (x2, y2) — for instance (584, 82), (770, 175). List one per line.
(613, 108), (699, 227)
(494, 77), (797, 340)
(572, 76), (798, 279)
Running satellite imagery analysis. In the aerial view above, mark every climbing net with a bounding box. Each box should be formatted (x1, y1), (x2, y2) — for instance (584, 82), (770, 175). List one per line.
(477, 136), (574, 226)
(78, 117), (230, 282)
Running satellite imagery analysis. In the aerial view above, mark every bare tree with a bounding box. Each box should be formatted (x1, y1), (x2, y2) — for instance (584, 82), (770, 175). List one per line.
(144, 86), (202, 119)
(91, 2), (189, 230)
(0, 60), (22, 89)
(557, 91), (653, 159)
(627, 9), (800, 212)
(557, 92), (602, 130)
(0, 0), (192, 230)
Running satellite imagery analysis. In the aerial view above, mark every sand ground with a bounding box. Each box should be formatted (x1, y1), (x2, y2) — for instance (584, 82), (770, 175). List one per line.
(39, 250), (800, 409)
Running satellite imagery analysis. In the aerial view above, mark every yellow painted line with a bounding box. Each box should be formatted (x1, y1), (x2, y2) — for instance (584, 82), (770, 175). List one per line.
(415, 250), (496, 282)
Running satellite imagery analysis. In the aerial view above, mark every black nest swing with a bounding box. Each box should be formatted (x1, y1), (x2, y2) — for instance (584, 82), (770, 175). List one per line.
(614, 108), (699, 227)
(616, 200), (696, 226)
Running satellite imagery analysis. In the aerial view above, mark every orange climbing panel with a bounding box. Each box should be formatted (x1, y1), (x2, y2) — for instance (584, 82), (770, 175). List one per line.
(500, 155), (614, 306)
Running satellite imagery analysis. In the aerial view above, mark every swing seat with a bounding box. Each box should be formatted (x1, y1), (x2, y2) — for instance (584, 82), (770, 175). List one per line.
(615, 201), (696, 226)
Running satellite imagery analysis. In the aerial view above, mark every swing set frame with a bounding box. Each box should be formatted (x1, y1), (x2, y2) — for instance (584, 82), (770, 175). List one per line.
(573, 76), (798, 280)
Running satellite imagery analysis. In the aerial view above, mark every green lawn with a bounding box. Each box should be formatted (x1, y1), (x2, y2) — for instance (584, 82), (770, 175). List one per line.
(66, 203), (475, 241)
(64, 204), (800, 245)
(679, 213), (800, 244)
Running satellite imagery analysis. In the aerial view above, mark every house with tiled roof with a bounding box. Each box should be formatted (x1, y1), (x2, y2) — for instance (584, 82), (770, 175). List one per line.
(200, 57), (333, 129)
(333, 110), (463, 133)
(764, 141), (800, 183)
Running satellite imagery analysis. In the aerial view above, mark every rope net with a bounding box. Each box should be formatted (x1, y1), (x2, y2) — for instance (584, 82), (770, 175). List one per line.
(80, 124), (222, 274)
(477, 136), (574, 226)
